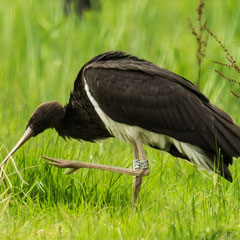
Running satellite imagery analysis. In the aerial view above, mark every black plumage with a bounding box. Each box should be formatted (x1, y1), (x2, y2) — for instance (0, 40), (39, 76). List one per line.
(2, 51), (240, 184)
(71, 51), (240, 181)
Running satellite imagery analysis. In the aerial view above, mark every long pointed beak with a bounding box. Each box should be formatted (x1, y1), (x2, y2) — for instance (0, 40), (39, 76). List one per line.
(0, 127), (34, 168)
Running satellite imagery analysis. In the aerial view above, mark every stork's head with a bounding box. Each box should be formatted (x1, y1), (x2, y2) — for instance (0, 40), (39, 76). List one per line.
(0, 101), (65, 167)
(26, 101), (65, 136)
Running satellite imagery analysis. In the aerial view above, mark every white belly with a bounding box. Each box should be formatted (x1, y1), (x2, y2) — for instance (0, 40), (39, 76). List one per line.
(84, 79), (213, 171)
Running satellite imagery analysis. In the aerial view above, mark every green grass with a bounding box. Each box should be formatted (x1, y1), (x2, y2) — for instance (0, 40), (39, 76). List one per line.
(1, 0), (240, 239)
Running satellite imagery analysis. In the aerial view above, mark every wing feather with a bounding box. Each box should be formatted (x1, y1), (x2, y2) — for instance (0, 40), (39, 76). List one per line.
(79, 52), (240, 172)
(85, 67), (212, 146)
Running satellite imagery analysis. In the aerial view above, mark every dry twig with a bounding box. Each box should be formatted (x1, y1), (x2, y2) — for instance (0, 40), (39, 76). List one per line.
(189, 0), (208, 89)
(204, 26), (240, 97)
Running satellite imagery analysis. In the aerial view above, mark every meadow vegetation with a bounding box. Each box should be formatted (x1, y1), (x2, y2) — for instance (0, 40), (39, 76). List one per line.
(0, 0), (240, 239)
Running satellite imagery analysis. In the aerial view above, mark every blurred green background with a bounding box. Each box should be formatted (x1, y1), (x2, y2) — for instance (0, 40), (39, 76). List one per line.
(0, 0), (240, 239)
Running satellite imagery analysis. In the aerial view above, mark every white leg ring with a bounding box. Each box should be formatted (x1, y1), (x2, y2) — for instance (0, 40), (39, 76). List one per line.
(133, 159), (149, 170)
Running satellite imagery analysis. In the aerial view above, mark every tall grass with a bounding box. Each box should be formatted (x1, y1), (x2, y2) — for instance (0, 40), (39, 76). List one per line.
(0, 0), (240, 239)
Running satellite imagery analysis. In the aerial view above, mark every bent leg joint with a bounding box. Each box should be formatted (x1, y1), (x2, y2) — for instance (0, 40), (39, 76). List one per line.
(133, 159), (150, 177)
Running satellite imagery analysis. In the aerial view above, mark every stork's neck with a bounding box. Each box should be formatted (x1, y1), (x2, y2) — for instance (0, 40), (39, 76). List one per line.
(55, 100), (112, 142)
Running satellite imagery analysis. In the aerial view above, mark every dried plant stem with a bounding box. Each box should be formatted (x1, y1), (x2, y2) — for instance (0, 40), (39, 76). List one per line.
(231, 91), (240, 98)
(212, 60), (233, 69)
(204, 26), (240, 74)
(215, 70), (240, 85)
(188, 0), (208, 89)
(204, 26), (240, 97)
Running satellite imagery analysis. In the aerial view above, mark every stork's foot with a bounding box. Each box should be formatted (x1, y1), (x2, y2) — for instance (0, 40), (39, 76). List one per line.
(42, 156), (81, 174)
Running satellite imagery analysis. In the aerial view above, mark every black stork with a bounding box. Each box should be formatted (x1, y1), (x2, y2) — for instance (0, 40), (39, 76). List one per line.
(2, 51), (240, 205)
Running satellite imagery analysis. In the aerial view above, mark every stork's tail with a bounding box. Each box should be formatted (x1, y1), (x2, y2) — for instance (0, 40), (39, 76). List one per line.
(209, 105), (240, 182)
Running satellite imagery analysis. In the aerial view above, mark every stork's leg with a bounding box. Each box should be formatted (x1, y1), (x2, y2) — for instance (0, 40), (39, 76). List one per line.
(42, 156), (150, 177)
(42, 140), (149, 205)
(132, 138), (149, 207)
